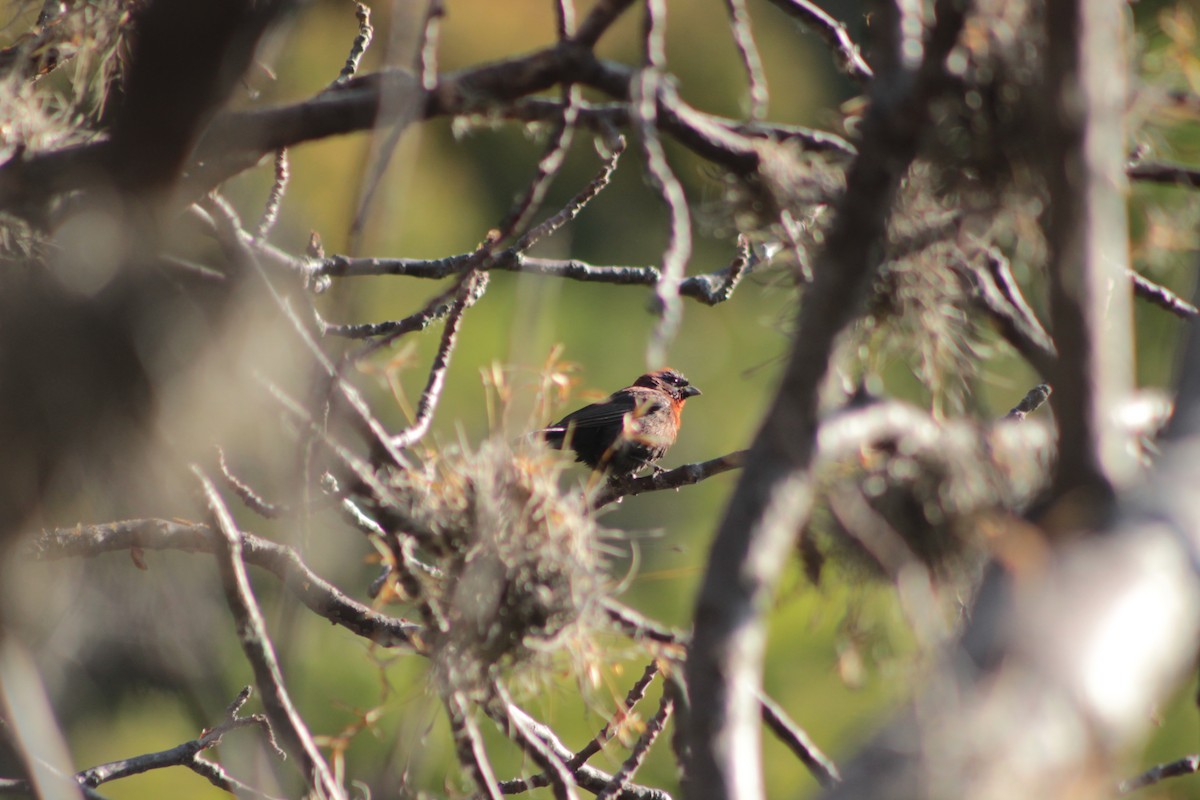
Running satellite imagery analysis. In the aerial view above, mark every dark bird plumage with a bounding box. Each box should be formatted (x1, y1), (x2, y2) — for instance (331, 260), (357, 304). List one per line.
(539, 368), (701, 478)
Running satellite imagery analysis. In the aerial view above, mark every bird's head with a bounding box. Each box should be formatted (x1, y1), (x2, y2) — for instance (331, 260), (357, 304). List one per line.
(636, 368), (701, 402)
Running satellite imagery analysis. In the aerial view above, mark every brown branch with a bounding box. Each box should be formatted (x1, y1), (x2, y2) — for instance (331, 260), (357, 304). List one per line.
(329, 3), (373, 88)
(1, 688), (285, 799)
(196, 471), (345, 800)
(762, 0), (872, 84)
(592, 451), (747, 508)
(594, 693), (673, 800)
(570, 662), (661, 769)
(602, 600), (687, 646)
(1119, 755), (1200, 794)
(77, 688), (284, 797)
(445, 690), (504, 800)
(1127, 160), (1200, 189)
(491, 684), (579, 800)
(217, 447), (287, 518)
(1130, 269), (1198, 319)
(499, 704), (673, 800)
(756, 692), (840, 789)
(724, 0), (769, 121)
(956, 247), (1058, 378)
(1005, 383), (1053, 421)
(253, 148), (289, 242)
(29, 519), (421, 648)
(391, 270), (487, 450)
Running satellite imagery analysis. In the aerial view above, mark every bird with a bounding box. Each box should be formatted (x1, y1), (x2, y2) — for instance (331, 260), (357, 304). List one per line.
(538, 368), (701, 479)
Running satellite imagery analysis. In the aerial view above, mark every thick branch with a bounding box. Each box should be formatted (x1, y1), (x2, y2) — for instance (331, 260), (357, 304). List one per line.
(683, 4), (968, 799)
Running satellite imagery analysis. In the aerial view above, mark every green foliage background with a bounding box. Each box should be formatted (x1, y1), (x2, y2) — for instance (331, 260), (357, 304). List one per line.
(6, 0), (1200, 796)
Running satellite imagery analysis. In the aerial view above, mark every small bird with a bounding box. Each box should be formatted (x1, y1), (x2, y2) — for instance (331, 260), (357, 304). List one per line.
(539, 368), (701, 478)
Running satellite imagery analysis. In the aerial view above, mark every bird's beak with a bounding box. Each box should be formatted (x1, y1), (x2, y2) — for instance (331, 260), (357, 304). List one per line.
(682, 385), (701, 398)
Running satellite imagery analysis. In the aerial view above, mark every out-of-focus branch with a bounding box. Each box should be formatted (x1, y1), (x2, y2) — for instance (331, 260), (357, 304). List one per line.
(1119, 755), (1200, 794)
(197, 473), (345, 800)
(500, 703), (674, 800)
(1130, 269), (1198, 318)
(29, 519), (421, 648)
(1127, 159), (1200, 188)
(761, 0), (872, 83)
(1040, 0), (1135, 505)
(756, 691), (840, 789)
(0, 688), (287, 799)
(682, 3), (969, 798)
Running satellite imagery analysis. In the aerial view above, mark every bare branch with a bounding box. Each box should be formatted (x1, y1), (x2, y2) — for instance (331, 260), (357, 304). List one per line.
(1127, 159), (1200, 189)
(391, 271), (488, 450)
(756, 691), (840, 789)
(762, 0), (872, 84)
(723, 0), (769, 120)
(253, 148), (289, 242)
(491, 684), (579, 800)
(594, 693), (673, 800)
(592, 451), (746, 508)
(571, 662), (661, 768)
(329, 3), (374, 88)
(445, 690), (504, 800)
(29, 519), (421, 648)
(196, 472), (345, 800)
(1005, 383), (1052, 421)
(1130, 269), (1198, 319)
(1040, 0), (1135, 502)
(217, 447), (287, 519)
(500, 703), (674, 800)
(1120, 755), (1200, 794)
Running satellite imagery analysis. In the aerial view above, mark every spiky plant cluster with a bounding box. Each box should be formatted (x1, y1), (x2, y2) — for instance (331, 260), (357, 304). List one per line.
(387, 438), (608, 695)
(802, 412), (1055, 587)
(1, 0), (135, 117)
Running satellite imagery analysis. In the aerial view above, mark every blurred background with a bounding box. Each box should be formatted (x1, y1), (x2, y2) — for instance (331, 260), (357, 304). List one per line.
(3, 0), (1200, 796)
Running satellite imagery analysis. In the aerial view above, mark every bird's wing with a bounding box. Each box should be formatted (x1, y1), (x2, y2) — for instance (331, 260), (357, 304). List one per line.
(549, 390), (662, 432)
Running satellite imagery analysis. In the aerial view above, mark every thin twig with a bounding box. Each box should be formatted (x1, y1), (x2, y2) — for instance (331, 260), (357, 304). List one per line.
(347, 0), (442, 251)
(492, 684), (578, 800)
(635, 30), (693, 366)
(594, 693), (673, 800)
(570, 662), (661, 769)
(499, 704), (673, 800)
(724, 0), (769, 120)
(756, 692), (840, 788)
(1130, 269), (1198, 318)
(1119, 755), (1200, 794)
(513, 136), (626, 253)
(195, 472), (345, 800)
(445, 690), (504, 800)
(601, 599), (686, 646)
(201, 194), (412, 470)
(30, 519), (422, 647)
(592, 451), (746, 508)
(254, 148), (289, 242)
(217, 447), (286, 518)
(1005, 384), (1052, 421)
(330, 3), (373, 88)
(762, 0), (872, 83)
(391, 270), (488, 450)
